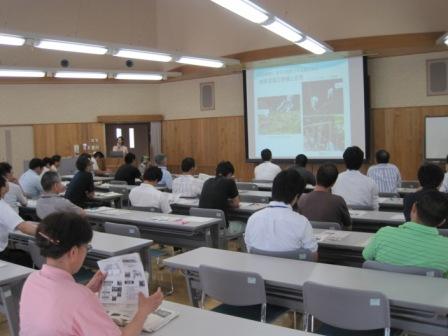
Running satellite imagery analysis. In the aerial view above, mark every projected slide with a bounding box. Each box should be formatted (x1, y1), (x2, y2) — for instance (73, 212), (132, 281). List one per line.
(245, 57), (366, 160)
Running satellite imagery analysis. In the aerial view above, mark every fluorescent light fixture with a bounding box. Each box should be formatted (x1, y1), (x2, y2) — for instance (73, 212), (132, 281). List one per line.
(0, 33), (25, 46)
(113, 49), (172, 62)
(296, 37), (328, 55)
(444, 36), (448, 46)
(263, 18), (303, 42)
(36, 40), (107, 55)
(0, 69), (45, 77)
(115, 73), (164, 81)
(210, 0), (269, 24)
(177, 56), (224, 68)
(54, 71), (107, 79)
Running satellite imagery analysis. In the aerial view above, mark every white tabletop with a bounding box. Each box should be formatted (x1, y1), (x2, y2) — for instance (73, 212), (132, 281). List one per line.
(98, 183), (165, 191)
(164, 247), (448, 313)
(378, 197), (404, 206)
(171, 199), (267, 215)
(0, 260), (34, 286)
(238, 190), (271, 198)
(144, 301), (318, 336)
(349, 209), (405, 224)
(314, 229), (372, 250)
(61, 175), (114, 182)
(397, 187), (417, 195)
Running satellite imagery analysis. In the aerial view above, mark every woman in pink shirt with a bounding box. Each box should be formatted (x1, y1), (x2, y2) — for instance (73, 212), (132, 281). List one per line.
(20, 212), (163, 336)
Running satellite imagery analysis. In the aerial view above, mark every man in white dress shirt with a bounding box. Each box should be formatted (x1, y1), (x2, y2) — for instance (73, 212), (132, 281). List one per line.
(129, 166), (172, 213)
(254, 148), (281, 181)
(367, 149), (401, 193)
(245, 169), (318, 256)
(172, 157), (203, 198)
(19, 158), (44, 199)
(333, 146), (379, 210)
(0, 162), (27, 213)
(155, 154), (173, 190)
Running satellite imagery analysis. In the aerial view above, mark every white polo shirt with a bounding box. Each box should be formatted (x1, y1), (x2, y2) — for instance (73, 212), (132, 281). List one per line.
(332, 170), (379, 210)
(172, 175), (203, 198)
(129, 183), (172, 213)
(254, 161), (282, 181)
(0, 199), (24, 251)
(244, 201), (317, 253)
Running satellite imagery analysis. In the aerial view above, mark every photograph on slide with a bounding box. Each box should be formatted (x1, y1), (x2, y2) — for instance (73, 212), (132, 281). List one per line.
(256, 94), (301, 135)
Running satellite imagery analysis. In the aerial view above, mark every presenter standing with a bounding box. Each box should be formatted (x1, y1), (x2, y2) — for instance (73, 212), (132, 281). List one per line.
(112, 136), (129, 154)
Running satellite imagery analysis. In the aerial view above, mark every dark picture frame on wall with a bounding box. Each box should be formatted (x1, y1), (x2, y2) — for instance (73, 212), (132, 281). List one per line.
(200, 82), (215, 111)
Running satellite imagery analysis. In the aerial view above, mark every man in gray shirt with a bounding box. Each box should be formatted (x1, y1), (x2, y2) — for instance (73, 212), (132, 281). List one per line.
(36, 171), (85, 220)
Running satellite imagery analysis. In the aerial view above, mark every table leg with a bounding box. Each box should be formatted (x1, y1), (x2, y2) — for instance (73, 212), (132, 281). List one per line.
(0, 281), (25, 336)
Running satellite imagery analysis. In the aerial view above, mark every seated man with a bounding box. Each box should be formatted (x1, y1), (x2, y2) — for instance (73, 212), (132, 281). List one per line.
(403, 163), (445, 222)
(199, 161), (241, 234)
(114, 153), (141, 185)
(297, 163), (351, 230)
(0, 162), (27, 213)
(290, 154), (316, 186)
(40, 157), (53, 179)
(363, 190), (448, 275)
(65, 155), (95, 208)
(245, 169), (318, 256)
(367, 149), (401, 193)
(333, 146), (379, 210)
(254, 148), (281, 181)
(19, 158), (44, 199)
(155, 154), (173, 189)
(50, 154), (61, 172)
(37, 171), (85, 219)
(129, 166), (171, 213)
(172, 157), (203, 198)
(92, 151), (109, 176)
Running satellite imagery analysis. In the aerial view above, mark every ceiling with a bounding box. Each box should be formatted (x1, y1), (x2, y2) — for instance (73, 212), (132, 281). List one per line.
(0, 0), (447, 74)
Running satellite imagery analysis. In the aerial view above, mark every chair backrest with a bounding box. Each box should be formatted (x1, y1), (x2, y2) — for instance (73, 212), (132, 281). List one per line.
(401, 180), (419, 188)
(239, 194), (270, 204)
(250, 247), (317, 262)
(438, 229), (448, 237)
(236, 182), (259, 191)
(104, 222), (141, 238)
(190, 207), (226, 229)
(378, 192), (399, 198)
(198, 264), (266, 306)
(129, 206), (162, 213)
(110, 180), (127, 185)
(349, 204), (374, 210)
(362, 260), (444, 278)
(28, 240), (45, 269)
(303, 281), (390, 331)
(310, 221), (341, 231)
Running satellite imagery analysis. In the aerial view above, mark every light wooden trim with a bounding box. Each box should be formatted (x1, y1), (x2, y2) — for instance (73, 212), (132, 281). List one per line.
(97, 114), (163, 123)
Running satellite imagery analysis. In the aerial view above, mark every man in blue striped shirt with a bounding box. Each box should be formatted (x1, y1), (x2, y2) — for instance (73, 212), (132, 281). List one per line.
(367, 149), (401, 194)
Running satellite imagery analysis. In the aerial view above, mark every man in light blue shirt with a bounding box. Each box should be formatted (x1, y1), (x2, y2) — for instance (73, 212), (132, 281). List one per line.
(19, 158), (44, 199)
(367, 149), (401, 194)
(155, 153), (173, 189)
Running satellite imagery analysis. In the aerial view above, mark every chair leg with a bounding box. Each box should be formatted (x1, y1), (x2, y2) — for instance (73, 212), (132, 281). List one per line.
(260, 303), (267, 323)
(303, 313), (309, 331)
(293, 311), (297, 329)
(310, 315), (315, 333)
(384, 328), (391, 336)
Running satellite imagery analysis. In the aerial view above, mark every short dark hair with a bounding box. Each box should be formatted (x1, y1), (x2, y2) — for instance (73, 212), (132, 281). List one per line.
(124, 153), (136, 164)
(0, 176), (6, 189)
(36, 212), (93, 259)
(93, 151), (104, 159)
(0, 162), (12, 177)
(42, 157), (53, 167)
(295, 154), (308, 167)
(316, 163), (339, 188)
(51, 155), (61, 163)
(117, 136), (125, 143)
(272, 169), (305, 203)
(417, 164), (444, 189)
(143, 166), (163, 182)
(376, 150), (390, 164)
(343, 146), (364, 170)
(29, 158), (44, 170)
(41, 171), (61, 191)
(261, 149), (272, 161)
(181, 157), (195, 172)
(154, 154), (167, 165)
(216, 161), (235, 177)
(76, 155), (91, 171)
(415, 191), (448, 227)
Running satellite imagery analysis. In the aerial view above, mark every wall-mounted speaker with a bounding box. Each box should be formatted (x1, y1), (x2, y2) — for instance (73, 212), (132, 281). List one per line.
(427, 58), (448, 96)
(200, 82), (215, 111)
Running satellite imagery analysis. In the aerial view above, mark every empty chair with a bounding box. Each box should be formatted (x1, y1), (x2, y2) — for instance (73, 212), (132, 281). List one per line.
(28, 239), (45, 269)
(236, 182), (259, 191)
(198, 264), (288, 323)
(439, 229), (448, 237)
(378, 192), (399, 198)
(362, 260), (444, 278)
(303, 281), (391, 336)
(250, 247), (317, 262)
(239, 194), (269, 204)
(400, 180), (419, 189)
(110, 180), (127, 185)
(310, 221), (342, 231)
(129, 206), (162, 213)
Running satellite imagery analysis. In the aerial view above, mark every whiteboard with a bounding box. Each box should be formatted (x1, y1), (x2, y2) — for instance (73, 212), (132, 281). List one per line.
(425, 116), (448, 160)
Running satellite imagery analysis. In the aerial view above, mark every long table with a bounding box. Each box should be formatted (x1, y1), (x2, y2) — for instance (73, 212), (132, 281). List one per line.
(61, 174), (114, 183)
(349, 210), (405, 232)
(379, 197), (404, 211)
(164, 247), (448, 336)
(85, 207), (222, 249)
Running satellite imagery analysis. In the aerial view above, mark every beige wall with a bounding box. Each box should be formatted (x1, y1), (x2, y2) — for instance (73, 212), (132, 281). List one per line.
(0, 126), (34, 175)
(0, 84), (159, 125)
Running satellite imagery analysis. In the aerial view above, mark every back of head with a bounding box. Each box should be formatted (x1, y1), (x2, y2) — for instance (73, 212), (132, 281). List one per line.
(295, 154), (308, 167)
(375, 149), (390, 164)
(76, 155), (91, 172)
(93, 151), (105, 159)
(51, 155), (61, 163)
(415, 190), (448, 227)
(124, 152), (136, 164)
(272, 169), (305, 204)
(143, 166), (163, 182)
(0, 162), (12, 177)
(261, 149), (272, 162)
(154, 154), (166, 166)
(216, 161), (235, 177)
(36, 212), (93, 259)
(41, 171), (61, 192)
(29, 158), (44, 170)
(417, 164), (444, 189)
(316, 163), (339, 188)
(42, 157), (53, 167)
(181, 157), (195, 172)
(343, 146), (364, 170)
